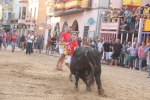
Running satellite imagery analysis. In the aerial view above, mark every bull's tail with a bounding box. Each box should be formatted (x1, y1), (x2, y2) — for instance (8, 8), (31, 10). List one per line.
(86, 61), (94, 91)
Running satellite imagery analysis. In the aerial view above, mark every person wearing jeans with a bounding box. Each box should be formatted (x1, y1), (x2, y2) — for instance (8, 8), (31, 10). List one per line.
(127, 43), (138, 70)
(121, 41), (128, 67)
(138, 42), (147, 71)
(144, 43), (150, 77)
(26, 31), (34, 55)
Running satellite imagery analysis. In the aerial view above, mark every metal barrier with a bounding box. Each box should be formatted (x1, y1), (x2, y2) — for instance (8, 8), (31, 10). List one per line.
(100, 18), (150, 44)
(100, 18), (120, 40)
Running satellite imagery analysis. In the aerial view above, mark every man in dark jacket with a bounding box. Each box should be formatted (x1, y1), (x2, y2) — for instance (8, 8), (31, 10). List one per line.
(20, 33), (26, 50)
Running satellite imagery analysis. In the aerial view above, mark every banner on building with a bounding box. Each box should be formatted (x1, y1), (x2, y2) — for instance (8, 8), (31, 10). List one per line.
(123, 0), (142, 7)
(81, 0), (91, 8)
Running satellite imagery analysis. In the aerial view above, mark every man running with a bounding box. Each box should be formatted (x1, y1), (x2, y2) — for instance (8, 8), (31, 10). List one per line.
(55, 26), (72, 70)
(11, 30), (18, 52)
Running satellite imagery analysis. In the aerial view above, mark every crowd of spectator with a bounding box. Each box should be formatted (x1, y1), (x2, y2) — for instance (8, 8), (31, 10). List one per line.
(101, 4), (150, 32)
(83, 37), (150, 77)
(1, 27), (150, 77)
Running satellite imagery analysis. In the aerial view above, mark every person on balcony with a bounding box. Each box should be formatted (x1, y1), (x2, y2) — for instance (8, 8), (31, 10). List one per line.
(124, 9), (131, 31)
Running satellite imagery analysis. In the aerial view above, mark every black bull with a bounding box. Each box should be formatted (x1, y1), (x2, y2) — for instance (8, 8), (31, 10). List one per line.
(70, 46), (105, 95)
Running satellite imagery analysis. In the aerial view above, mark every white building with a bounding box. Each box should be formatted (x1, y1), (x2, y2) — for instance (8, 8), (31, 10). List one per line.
(9, 0), (39, 36)
(10, 0), (28, 35)
(2, 2), (12, 31)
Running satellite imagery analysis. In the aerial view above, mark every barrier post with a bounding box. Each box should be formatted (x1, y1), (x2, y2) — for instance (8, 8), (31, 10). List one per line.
(121, 33), (123, 43)
(126, 33), (128, 41)
(138, 18), (143, 43)
(132, 33), (134, 43)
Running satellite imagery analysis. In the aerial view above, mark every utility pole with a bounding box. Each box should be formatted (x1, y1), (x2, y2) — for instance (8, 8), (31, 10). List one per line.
(95, 0), (110, 38)
(95, 0), (101, 37)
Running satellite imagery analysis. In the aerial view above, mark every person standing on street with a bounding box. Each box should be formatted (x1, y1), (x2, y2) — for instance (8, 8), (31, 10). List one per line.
(110, 39), (122, 66)
(102, 40), (110, 64)
(127, 43), (138, 70)
(0, 30), (3, 50)
(35, 35), (43, 56)
(46, 35), (51, 54)
(138, 42), (147, 71)
(11, 30), (18, 52)
(2, 30), (7, 51)
(20, 33), (26, 50)
(6, 32), (11, 47)
(50, 35), (56, 54)
(55, 26), (72, 70)
(77, 37), (82, 47)
(26, 31), (34, 55)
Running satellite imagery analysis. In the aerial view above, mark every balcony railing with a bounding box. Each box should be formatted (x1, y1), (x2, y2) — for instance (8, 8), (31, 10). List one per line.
(100, 17), (150, 44)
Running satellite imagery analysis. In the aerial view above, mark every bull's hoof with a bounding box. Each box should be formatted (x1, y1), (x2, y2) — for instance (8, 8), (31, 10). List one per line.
(74, 86), (79, 91)
(69, 73), (73, 82)
(98, 89), (107, 97)
(86, 87), (91, 91)
(69, 77), (73, 82)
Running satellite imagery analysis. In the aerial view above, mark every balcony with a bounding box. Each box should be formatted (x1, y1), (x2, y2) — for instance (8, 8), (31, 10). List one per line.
(53, 0), (92, 16)
(19, 0), (28, 3)
(2, 20), (10, 25)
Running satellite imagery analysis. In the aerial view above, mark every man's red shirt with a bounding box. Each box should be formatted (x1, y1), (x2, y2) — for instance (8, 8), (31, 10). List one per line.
(61, 31), (71, 43)
(11, 34), (18, 42)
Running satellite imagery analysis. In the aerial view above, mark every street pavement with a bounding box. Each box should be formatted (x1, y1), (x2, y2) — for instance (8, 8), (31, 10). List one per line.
(4, 45), (69, 58)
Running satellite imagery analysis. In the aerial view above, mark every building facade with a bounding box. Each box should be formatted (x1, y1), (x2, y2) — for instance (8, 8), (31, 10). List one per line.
(0, 3), (3, 25)
(35, 0), (47, 35)
(44, 0), (110, 47)
(9, 0), (46, 36)
(10, 0), (28, 35)
(2, 1), (13, 31)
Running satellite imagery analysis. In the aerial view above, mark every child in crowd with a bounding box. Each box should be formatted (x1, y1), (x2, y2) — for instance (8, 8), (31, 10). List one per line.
(54, 40), (59, 54)
(65, 33), (78, 69)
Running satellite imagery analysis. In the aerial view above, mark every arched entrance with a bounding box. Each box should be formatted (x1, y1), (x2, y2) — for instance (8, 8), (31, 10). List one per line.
(72, 20), (79, 36)
(72, 20), (78, 31)
(62, 21), (68, 32)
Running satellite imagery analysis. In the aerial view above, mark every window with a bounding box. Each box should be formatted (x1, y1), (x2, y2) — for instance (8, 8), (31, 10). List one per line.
(83, 26), (89, 38)
(30, 8), (32, 19)
(19, 7), (21, 19)
(34, 7), (36, 19)
(22, 7), (26, 19)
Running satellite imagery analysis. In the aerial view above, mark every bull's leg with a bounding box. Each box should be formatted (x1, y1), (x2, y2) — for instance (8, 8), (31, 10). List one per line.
(74, 71), (79, 89)
(95, 74), (106, 96)
(69, 73), (73, 82)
